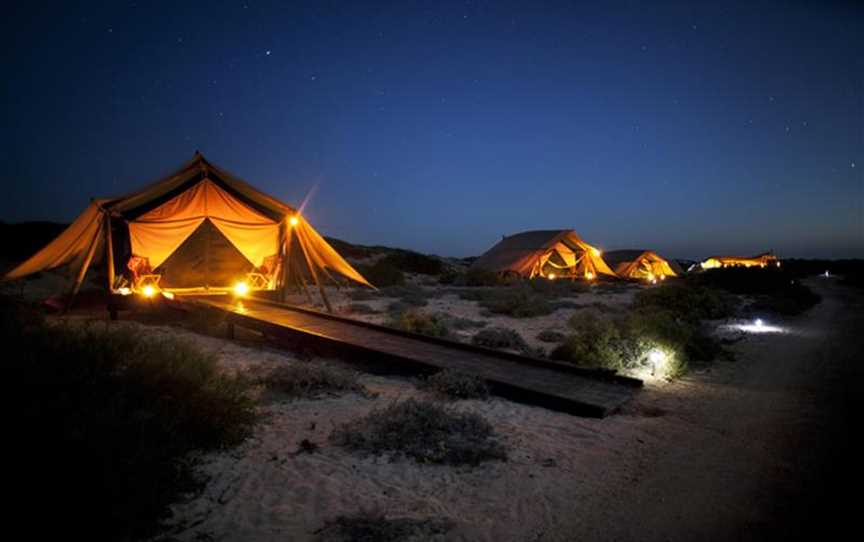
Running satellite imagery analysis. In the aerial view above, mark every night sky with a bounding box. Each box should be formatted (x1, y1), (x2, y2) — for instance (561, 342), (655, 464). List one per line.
(1, 1), (861, 259)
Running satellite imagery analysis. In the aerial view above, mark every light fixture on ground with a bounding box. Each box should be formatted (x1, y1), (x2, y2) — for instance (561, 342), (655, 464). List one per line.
(142, 285), (156, 298)
(233, 281), (249, 297)
(648, 349), (666, 376)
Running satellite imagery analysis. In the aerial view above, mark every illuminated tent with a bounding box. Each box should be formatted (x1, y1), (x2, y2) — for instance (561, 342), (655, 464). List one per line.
(2, 152), (373, 309)
(471, 229), (616, 279)
(603, 250), (683, 281)
(700, 252), (779, 270)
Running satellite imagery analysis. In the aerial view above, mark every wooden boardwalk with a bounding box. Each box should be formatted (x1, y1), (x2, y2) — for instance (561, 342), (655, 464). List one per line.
(183, 296), (642, 417)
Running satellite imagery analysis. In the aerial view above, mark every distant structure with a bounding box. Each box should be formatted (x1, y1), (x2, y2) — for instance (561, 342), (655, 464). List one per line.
(471, 229), (615, 280)
(603, 249), (683, 281)
(699, 252), (780, 270)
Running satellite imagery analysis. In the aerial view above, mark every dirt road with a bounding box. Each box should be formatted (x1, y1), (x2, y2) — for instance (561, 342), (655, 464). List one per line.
(573, 277), (863, 541)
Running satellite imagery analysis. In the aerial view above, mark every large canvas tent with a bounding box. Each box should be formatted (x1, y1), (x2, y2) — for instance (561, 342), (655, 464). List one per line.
(603, 249), (683, 281)
(700, 252), (779, 270)
(2, 153), (373, 309)
(471, 230), (615, 279)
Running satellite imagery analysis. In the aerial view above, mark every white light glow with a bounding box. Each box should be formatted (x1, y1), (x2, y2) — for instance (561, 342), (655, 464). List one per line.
(289, 216), (299, 226)
(142, 285), (156, 298)
(161, 291), (175, 300)
(547, 273), (556, 280)
(755, 318), (764, 327)
(234, 281), (249, 297)
(118, 287), (132, 296)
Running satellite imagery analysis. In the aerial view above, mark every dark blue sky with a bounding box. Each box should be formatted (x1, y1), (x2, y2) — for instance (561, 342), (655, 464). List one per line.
(1, 1), (861, 259)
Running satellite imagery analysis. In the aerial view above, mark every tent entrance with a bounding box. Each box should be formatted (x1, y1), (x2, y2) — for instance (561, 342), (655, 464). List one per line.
(155, 219), (255, 289)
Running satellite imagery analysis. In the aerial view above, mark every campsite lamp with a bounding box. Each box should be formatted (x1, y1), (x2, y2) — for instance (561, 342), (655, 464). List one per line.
(649, 349), (665, 376)
(142, 285), (156, 298)
(233, 281), (249, 297)
(585, 271), (594, 280)
(288, 215), (299, 227)
(548, 273), (556, 280)
(755, 318), (764, 328)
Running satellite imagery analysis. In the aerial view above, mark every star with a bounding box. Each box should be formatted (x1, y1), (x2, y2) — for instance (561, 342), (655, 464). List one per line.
(852, 162), (857, 169)
(265, 50), (271, 56)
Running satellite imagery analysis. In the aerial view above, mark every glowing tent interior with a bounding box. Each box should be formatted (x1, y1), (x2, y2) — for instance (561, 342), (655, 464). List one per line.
(471, 229), (616, 280)
(700, 252), (779, 270)
(603, 250), (683, 281)
(2, 153), (373, 310)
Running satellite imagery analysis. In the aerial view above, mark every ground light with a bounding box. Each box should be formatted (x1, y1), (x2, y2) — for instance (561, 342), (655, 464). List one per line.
(585, 271), (595, 280)
(730, 318), (785, 334)
(142, 285), (156, 298)
(648, 349), (666, 376)
(233, 281), (249, 297)
(547, 273), (556, 280)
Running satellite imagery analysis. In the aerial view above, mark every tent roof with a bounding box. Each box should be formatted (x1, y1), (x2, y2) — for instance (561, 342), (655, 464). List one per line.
(471, 229), (615, 277)
(604, 249), (685, 276)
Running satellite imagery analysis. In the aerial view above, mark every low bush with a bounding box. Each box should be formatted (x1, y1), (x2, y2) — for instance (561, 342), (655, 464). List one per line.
(471, 326), (528, 352)
(329, 399), (506, 465)
(317, 511), (453, 542)
(379, 250), (444, 275)
(536, 329), (566, 343)
(346, 288), (375, 301)
(690, 267), (820, 315)
(345, 302), (378, 315)
(420, 369), (490, 400)
(262, 364), (370, 399)
(1, 302), (257, 540)
(355, 261), (405, 287)
(633, 283), (736, 320)
(379, 285), (430, 307)
(460, 286), (554, 318)
(550, 310), (716, 378)
(386, 310), (450, 338)
(463, 267), (503, 286)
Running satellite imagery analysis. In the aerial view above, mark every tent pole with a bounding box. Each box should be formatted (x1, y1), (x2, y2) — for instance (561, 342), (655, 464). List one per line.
(66, 220), (103, 313)
(297, 231), (333, 313)
(293, 257), (314, 304)
(280, 224), (291, 303)
(105, 214), (115, 291)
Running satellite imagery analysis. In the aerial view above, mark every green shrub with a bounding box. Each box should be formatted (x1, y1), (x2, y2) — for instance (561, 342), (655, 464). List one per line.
(329, 399), (506, 465)
(420, 369), (490, 400)
(386, 310), (450, 338)
(262, 364), (370, 399)
(2, 305), (256, 540)
(536, 329), (566, 343)
(317, 511), (453, 542)
(345, 302), (378, 315)
(355, 261), (405, 287)
(379, 285), (430, 307)
(379, 250), (444, 275)
(460, 286), (554, 318)
(463, 267), (503, 286)
(438, 267), (462, 285)
(471, 327), (528, 352)
(634, 283), (736, 320)
(689, 268), (820, 315)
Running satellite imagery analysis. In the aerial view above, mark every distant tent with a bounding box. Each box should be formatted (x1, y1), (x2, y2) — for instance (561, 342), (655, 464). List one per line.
(603, 250), (683, 281)
(471, 229), (615, 280)
(700, 252), (779, 270)
(2, 153), (373, 309)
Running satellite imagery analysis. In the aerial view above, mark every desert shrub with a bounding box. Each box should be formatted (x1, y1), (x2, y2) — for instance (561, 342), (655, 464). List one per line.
(536, 329), (566, 343)
(463, 267), (503, 286)
(355, 261), (405, 287)
(262, 364), (370, 399)
(379, 250), (444, 275)
(347, 288), (375, 301)
(471, 326), (528, 352)
(386, 310), (450, 338)
(1, 304), (257, 540)
(634, 283), (736, 320)
(460, 286), (554, 318)
(420, 369), (490, 400)
(550, 311), (700, 378)
(438, 267), (462, 285)
(329, 399), (506, 465)
(690, 267), (820, 315)
(439, 313), (487, 330)
(345, 302), (378, 315)
(317, 511), (453, 542)
(379, 285), (430, 307)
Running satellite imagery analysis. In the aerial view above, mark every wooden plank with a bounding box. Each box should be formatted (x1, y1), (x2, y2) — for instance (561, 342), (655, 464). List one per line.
(185, 296), (641, 417)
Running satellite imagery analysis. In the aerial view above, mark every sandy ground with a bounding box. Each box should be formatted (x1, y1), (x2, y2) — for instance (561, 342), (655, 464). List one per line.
(122, 277), (860, 542)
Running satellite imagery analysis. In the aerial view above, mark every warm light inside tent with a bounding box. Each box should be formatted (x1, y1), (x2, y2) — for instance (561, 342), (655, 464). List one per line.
(142, 285), (156, 298)
(593, 248), (602, 257)
(547, 273), (556, 280)
(233, 281), (249, 297)
(585, 271), (595, 280)
(118, 287), (132, 296)
(289, 215), (299, 226)
(162, 291), (175, 300)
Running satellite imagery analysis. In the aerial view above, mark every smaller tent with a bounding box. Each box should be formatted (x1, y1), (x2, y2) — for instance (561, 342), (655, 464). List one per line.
(471, 230), (615, 280)
(603, 250), (683, 281)
(700, 252), (779, 270)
